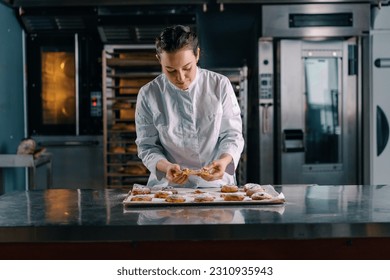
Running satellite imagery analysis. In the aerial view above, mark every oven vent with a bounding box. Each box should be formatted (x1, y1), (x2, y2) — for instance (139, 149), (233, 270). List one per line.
(21, 15), (91, 32)
(55, 16), (86, 30)
(262, 3), (370, 38)
(135, 26), (163, 42)
(98, 24), (194, 44)
(23, 16), (56, 31)
(98, 26), (136, 43)
(289, 13), (353, 28)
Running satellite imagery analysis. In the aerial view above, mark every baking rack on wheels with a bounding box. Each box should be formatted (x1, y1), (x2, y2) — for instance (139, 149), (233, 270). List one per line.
(102, 45), (160, 189)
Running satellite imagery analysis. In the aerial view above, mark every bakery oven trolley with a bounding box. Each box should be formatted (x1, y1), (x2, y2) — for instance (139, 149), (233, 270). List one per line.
(102, 45), (160, 188)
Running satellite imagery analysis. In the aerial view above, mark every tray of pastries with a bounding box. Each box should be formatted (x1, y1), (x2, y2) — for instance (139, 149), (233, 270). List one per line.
(122, 183), (285, 208)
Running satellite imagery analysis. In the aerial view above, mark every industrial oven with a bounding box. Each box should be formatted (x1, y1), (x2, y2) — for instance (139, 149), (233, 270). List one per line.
(26, 33), (105, 189)
(258, 3), (370, 185)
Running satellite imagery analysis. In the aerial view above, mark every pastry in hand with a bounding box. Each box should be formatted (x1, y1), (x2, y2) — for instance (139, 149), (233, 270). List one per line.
(180, 168), (211, 177)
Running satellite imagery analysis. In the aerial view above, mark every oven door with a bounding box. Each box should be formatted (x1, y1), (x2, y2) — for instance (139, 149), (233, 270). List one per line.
(371, 32), (390, 184)
(26, 33), (102, 136)
(277, 39), (358, 184)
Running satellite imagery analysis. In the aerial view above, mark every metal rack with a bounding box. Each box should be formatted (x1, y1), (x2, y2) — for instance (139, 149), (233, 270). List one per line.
(102, 46), (248, 188)
(102, 45), (159, 188)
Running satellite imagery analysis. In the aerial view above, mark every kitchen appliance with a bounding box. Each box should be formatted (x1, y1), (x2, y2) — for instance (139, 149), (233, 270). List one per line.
(258, 3), (370, 185)
(369, 5), (390, 184)
(26, 32), (105, 189)
(26, 33), (103, 136)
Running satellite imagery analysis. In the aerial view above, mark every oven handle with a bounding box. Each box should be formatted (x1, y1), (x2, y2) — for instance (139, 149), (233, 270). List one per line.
(374, 58), (390, 68)
(377, 105), (389, 156)
(283, 129), (305, 153)
(260, 102), (273, 134)
(37, 141), (100, 147)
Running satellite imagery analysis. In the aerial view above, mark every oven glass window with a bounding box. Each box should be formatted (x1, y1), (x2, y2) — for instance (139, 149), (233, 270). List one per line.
(304, 57), (341, 164)
(41, 50), (75, 125)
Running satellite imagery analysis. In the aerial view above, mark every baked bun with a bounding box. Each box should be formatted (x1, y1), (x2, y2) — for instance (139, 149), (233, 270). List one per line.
(165, 195), (186, 203)
(222, 193), (245, 201)
(131, 195), (152, 202)
(154, 190), (173, 198)
(126, 144), (138, 153)
(243, 183), (260, 192)
(120, 163), (148, 175)
(194, 193), (215, 203)
(246, 186), (265, 196)
(221, 184), (239, 193)
(251, 191), (273, 200)
(131, 186), (151, 195)
(162, 186), (178, 194)
(111, 146), (126, 154)
(193, 189), (205, 194)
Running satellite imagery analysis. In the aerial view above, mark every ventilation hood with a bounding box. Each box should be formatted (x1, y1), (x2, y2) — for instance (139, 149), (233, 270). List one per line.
(5, 1), (199, 44)
(3, 0), (207, 7)
(96, 6), (197, 43)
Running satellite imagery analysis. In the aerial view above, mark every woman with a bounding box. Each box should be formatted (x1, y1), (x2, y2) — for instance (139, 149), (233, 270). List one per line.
(135, 25), (244, 188)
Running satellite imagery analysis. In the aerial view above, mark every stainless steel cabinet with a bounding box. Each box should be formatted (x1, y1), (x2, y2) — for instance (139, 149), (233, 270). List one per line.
(102, 45), (159, 188)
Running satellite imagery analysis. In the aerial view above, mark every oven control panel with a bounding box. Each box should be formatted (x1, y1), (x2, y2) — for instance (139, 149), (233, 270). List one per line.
(90, 91), (102, 117)
(259, 39), (274, 103)
(259, 73), (273, 100)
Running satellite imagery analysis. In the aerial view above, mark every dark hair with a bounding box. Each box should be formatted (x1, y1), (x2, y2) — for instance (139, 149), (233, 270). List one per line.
(155, 25), (199, 57)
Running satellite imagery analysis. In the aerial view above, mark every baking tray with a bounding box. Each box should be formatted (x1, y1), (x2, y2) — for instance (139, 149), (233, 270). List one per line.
(122, 184), (285, 208)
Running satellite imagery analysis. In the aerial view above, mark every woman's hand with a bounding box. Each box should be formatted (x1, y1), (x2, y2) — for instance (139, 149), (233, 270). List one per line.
(200, 154), (233, 181)
(157, 159), (189, 185)
(166, 164), (189, 185)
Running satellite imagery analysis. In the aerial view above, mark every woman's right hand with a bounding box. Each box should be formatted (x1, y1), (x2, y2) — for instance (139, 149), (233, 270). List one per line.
(157, 159), (189, 185)
(164, 163), (188, 185)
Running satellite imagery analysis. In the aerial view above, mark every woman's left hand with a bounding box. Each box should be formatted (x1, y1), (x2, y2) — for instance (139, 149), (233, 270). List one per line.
(200, 154), (233, 181)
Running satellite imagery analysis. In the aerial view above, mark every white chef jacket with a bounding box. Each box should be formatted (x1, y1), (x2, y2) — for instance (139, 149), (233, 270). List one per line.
(135, 67), (244, 188)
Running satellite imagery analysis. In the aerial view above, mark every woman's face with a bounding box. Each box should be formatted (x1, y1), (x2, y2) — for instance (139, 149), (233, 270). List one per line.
(158, 48), (199, 90)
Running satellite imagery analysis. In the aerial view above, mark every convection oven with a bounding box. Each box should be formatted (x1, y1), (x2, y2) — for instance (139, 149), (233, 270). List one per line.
(369, 5), (390, 185)
(26, 33), (105, 189)
(258, 3), (370, 185)
(26, 33), (102, 136)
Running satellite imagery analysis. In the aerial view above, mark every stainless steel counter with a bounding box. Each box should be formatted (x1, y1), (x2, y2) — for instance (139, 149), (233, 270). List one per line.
(1, 184), (390, 242)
